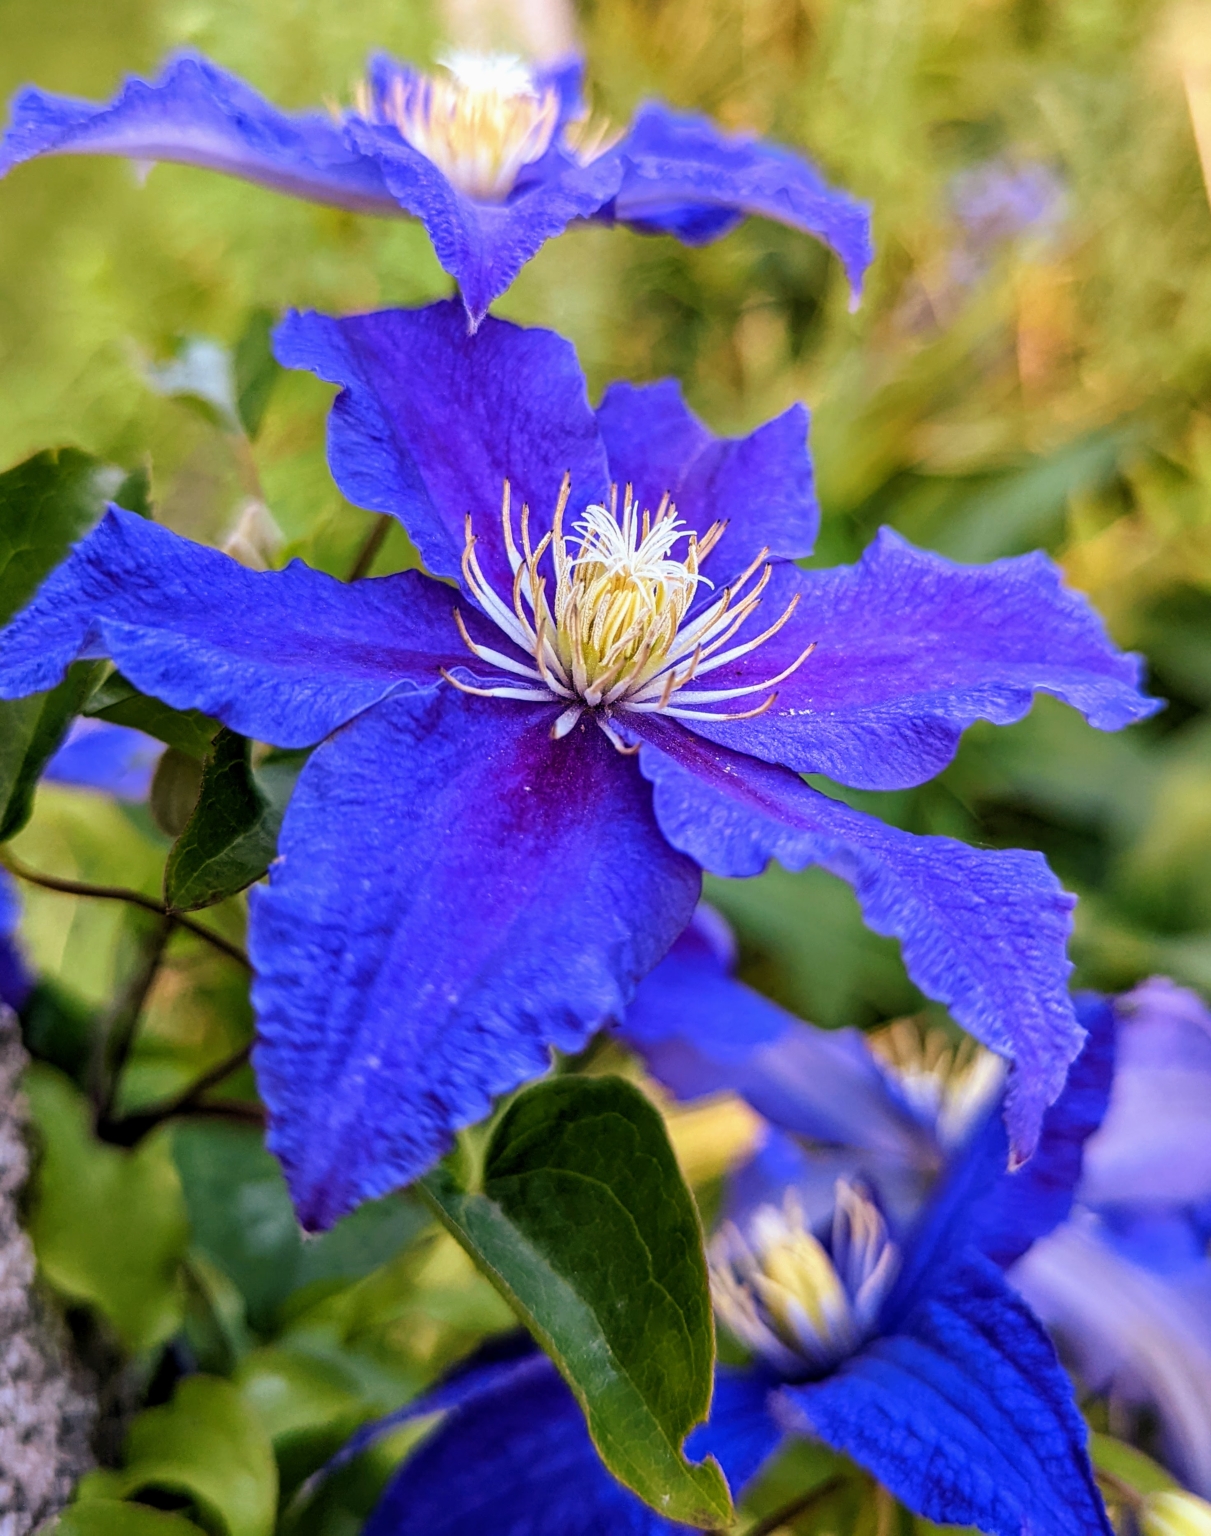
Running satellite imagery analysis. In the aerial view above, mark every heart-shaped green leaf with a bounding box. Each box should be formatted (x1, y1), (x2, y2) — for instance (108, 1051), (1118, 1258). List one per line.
(164, 732), (307, 911)
(421, 1074), (732, 1529)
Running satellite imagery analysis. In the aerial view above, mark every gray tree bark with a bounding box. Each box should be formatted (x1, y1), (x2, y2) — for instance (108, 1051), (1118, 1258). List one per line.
(0, 1010), (95, 1535)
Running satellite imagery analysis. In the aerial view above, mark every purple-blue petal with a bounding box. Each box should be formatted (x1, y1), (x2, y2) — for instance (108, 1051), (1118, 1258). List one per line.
(683, 1367), (785, 1497)
(594, 381), (818, 561)
(780, 1253), (1112, 1536)
(0, 508), (467, 749)
(0, 51), (398, 214)
(678, 528), (1161, 791)
(888, 994), (1115, 1318)
(1080, 978), (1211, 1209)
(250, 688), (700, 1229)
(347, 121), (622, 327)
(610, 103), (873, 299)
(1015, 1216), (1211, 1498)
(274, 302), (610, 596)
(0, 869), (32, 1011)
(629, 716), (1082, 1165)
(616, 911), (930, 1165)
(43, 717), (163, 800)
(365, 1348), (695, 1535)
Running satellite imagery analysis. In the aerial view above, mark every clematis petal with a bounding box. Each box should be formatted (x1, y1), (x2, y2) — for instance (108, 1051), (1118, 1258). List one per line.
(617, 911), (930, 1166)
(1014, 1217), (1211, 1498)
(780, 1253), (1112, 1536)
(274, 302), (609, 594)
(348, 121), (622, 328)
(1080, 978), (1211, 1208)
(0, 508), (468, 748)
(610, 103), (873, 299)
(43, 717), (163, 800)
(889, 994), (1115, 1315)
(594, 380), (817, 560)
(365, 1346), (696, 1535)
(0, 870), (32, 1011)
(682, 1367), (785, 1497)
(0, 51), (399, 214)
(678, 529), (1160, 791)
(250, 687), (699, 1229)
(629, 716), (1081, 1165)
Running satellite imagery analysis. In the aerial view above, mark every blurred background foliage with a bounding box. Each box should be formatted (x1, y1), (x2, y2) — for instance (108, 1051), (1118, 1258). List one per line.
(2, 0), (1210, 1531)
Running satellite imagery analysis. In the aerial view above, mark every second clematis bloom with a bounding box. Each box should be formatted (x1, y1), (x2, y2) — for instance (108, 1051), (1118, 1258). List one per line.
(351, 933), (1117, 1536)
(0, 300), (1157, 1228)
(0, 50), (872, 326)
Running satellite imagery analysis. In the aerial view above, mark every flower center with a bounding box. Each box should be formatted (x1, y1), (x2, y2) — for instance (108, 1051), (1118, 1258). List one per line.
(869, 1020), (1005, 1149)
(444, 477), (816, 752)
(354, 52), (561, 202)
(709, 1184), (899, 1377)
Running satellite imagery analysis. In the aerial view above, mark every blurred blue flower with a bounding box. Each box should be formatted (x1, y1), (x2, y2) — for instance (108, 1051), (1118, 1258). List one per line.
(43, 716), (163, 801)
(951, 158), (1066, 253)
(0, 868), (32, 1011)
(0, 300), (1157, 1228)
(0, 50), (872, 326)
(1015, 977), (1211, 1497)
(354, 925), (1116, 1535)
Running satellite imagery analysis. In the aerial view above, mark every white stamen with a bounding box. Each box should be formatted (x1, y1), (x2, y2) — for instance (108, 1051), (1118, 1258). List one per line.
(869, 1020), (1007, 1149)
(710, 1184), (900, 1377)
(443, 477), (817, 754)
(353, 52), (560, 202)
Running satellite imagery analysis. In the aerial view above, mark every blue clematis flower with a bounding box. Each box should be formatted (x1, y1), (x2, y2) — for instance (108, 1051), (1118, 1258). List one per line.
(0, 869), (32, 1011)
(353, 926), (1117, 1535)
(43, 716), (163, 801)
(1015, 977), (1211, 1498)
(0, 49), (872, 326)
(0, 300), (1156, 1229)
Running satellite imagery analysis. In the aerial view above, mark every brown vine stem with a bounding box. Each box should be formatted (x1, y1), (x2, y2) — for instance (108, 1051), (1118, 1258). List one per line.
(99, 1041), (260, 1146)
(0, 848), (251, 971)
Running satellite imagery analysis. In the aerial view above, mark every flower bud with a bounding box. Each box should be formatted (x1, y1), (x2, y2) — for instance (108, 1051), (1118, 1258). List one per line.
(1141, 1490), (1211, 1536)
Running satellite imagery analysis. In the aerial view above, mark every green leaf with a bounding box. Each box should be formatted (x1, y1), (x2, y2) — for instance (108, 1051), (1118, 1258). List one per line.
(55, 1500), (206, 1535)
(112, 1376), (278, 1536)
(85, 673), (220, 759)
(0, 447), (132, 838)
(233, 310), (283, 440)
(172, 1119), (426, 1332)
(0, 446), (122, 624)
(0, 661), (101, 840)
(164, 732), (307, 911)
(25, 1065), (189, 1351)
(420, 1074), (732, 1528)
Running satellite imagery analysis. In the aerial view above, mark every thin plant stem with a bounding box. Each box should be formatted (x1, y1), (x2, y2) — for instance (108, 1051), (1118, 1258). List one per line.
(1095, 1468), (1143, 1512)
(91, 912), (176, 1121)
(99, 1040), (257, 1145)
(745, 1476), (847, 1536)
(0, 848), (250, 970)
(347, 512), (394, 581)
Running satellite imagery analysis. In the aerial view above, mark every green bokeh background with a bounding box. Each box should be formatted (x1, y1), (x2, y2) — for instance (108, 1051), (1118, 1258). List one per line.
(3, 0), (1210, 1531)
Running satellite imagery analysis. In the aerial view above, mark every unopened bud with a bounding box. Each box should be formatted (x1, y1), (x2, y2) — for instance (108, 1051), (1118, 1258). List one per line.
(1141, 1490), (1211, 1536)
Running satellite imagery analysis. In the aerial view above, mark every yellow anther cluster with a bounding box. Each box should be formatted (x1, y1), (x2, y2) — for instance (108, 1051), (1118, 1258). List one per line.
(870, 1019), (1005, 1149)
(709, 1185), (899, 1377)
(448, 476), (814, 753)
(355, 53), (560, 202)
